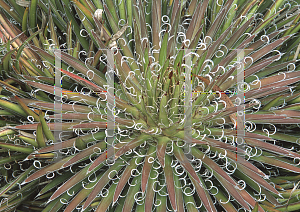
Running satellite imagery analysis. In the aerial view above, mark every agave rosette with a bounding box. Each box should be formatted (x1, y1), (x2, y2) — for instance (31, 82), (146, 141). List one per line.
(1, 0), (300, 211)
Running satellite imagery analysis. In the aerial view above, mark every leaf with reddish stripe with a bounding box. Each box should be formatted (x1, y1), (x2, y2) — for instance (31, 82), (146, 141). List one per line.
(23, 156), (72, 184)
(204, 137), (245, 154)
(60, 68), (106, 97)
(207, 128), (273, 141)
(205, 3), (230, 40)
(238, 187), (265, 212)
(205, 22), (233, 59)
(173, 169), (184, 212)
(245, 137), (300, 158)
(113, 151), (145, 203)
(224, 16), (254, 50)
(255, 130), (300, 144)
(114, 134), (151, 159)
(214, 172), (251, 211)
(156, 136), (171, 168)
(71, 122), (107, 130)
(164, 154), (177, 211)
(236, 163), (279, 195)
(253, 155), (300, 173)
(24, 80), (99, 106)
(10, 97), (93, 113)
(191, 147), (237, 186)
(95, 182), (118, 212)
(212, 146), (267, 178)
(186, 0), (208, 40)
(253, 202), (259, 212)
(183, 193), (199, 212)
(253, 77), (300, 90)
(82, 157), (130, 211)
(173, 143), (201, 184)
(87, 141), (127, 173)
(174, 132), (208, 145)
(61, 140), (107, 168)
(47, 113), (104, 121)
(145, 162), (158, 212)
(49, 158), (105, 201)
(156, 176), (167, 212)
(38, 172), (74, 196)
(121, 174), (142, 212)
(141, 145), (156, 193)
(273, 110), (300, 118)
(246, 87), (290, 100)
(189, 174), (217, 212)
(249, 118), (300, 124)
(14, 122), (81, 131)
(14, 95), (40, 121)
(244, 55), (280, 78)
(55, 50), (106, 87)
(63, 173), (101, 212)
(249, 35), (292, 64)
(36, 131), (105, 153)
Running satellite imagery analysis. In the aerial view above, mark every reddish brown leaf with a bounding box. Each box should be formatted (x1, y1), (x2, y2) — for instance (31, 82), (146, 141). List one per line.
(249, 35), (292, 64)
(62, 141), (107, 168)
(214, 172), (250, 210)
(173, 144), (201, 184)
(191, 147), (238, 186)
(23, 156), (72, 184)
(36, 131), (105, 153)
(254, 156), (300, 173)
(87, 142), (125, 173)
(164, 154), (177, 211)
(189, 175), (217, 212)
(141, 145), (156, 193)
(113, 154), (145, 203)
(114, 134), (150, 159)
(14, 122), (80, 131)
(71, 122), (107, 130)
(145, 164), (157, 212)
(156, 136), (171, 168)
(82, 158), (128, 210)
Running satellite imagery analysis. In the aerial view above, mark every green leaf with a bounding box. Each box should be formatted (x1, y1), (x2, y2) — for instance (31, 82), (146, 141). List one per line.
(36, 131), (105, 153)
(15, 29), (41, 72)
(36, 122), (46, 148)
(64, 172), (103, 212)
(94, 181), (117, 212)
(0, 99), (27, 117)
(0, 166), (34, 198)
(14, 95), (39, 121)
(22, 7), (29, 35)
(39, 111), (56, 143)
(0, 142), (34, 154)
(28, 0), (38, 31)
(159, 31), (168, 67)
(61, 0), (89, 50)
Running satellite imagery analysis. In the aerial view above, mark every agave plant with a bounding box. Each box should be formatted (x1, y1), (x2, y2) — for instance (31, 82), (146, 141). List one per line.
(1, 0), (300, 211)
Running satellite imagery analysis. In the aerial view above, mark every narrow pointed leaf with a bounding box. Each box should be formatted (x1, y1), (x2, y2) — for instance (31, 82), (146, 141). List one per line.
(164, 154), (177, 211)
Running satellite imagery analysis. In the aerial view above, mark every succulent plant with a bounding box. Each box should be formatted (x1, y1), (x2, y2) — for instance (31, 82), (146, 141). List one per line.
(1, 0), (300, 211)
